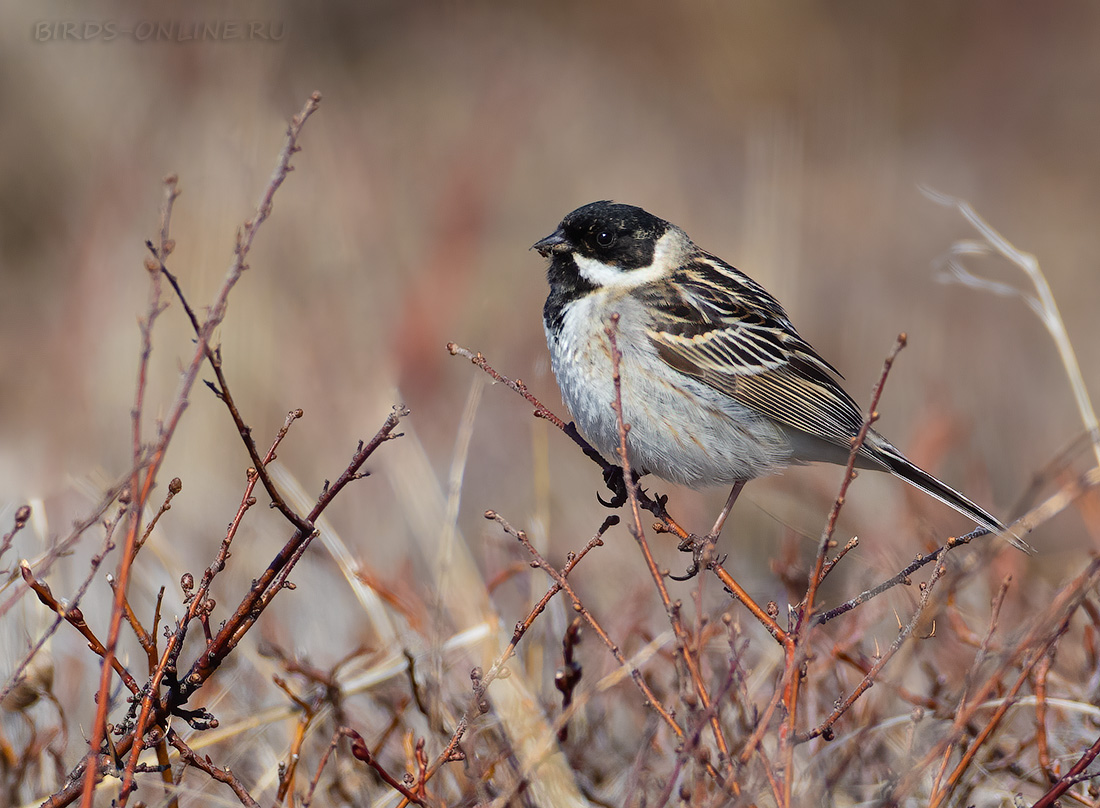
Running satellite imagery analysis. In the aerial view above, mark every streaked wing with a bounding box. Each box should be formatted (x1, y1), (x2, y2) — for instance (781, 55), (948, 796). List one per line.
(639, 253), (867, 444)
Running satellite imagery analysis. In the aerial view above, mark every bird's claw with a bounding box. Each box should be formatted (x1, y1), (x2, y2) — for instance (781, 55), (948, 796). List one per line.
(597, 465), (641, 508)
(671, 533), (723, 580)
(669, 564), (699, 581)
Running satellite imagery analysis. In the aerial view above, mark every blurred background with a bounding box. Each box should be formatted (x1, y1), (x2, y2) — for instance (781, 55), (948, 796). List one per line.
(2, 1), (1099, 802)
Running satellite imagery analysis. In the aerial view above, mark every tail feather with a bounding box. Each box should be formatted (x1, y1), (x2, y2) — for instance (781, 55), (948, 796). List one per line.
(871, 442), (1034, 554)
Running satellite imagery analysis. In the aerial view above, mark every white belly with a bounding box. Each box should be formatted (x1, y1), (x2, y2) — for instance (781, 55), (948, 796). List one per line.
(546, 294), (794, 487)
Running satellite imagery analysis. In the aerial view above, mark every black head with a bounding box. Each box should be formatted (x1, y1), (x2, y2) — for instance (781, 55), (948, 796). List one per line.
(532, 201), (671, 271)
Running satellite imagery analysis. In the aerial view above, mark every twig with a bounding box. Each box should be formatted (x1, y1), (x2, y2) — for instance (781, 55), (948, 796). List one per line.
(889, 556), (1100, 802)
(929, 615), (1073, 807)
(778, 334), (906, 805)
(56, 93), (329, 808)
(6, 507), (127, 709)
(180, 406), (406, 693)
(447, 342), (684, 521)
(651, 659), (744, 808)
(301, 727), (343, 808)
(154, 96), (324, 537)
(272, 675), (320, 805)
(40, 407), (408, 808)
(814, 531), (980, 625)
(347, 727), (425, 805)
(405, 511), (698, 800)
(0, 474), (129, 621)
(20, 557), (140, 696)
(447, 343), (567, 430)
(604, 314), (738, 794)
(798, 549), (950, 744)
(800, 333), (907, 623)
(134, 477), (182, 557)
(92, 96), (320, 802)
(1033, 729), (1100, 808)
(404, 503), (741, 806)
(485, 511), (680, 728)
(168, 730), (259, 807)
(0, 503), (31, 564)
(709, 561), (789, 645)
(957, 576), (1012, 714)
(1035, 648), (1056, 782)
(123, 419), (288, 794)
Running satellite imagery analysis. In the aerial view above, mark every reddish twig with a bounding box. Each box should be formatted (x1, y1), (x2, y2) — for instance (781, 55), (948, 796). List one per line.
(929, 616), (1073, 806)
(1035, 647), (1056, 783)
(447, 342), (695, 529)
(154, 98), (323, 538)
(181, 406), (407, 692)
(168, 730), (259, 807)
(604, 315), (738, 794)
(958, 577), (1012, 709)
(0, 475), (130, 622)
(800, 333), (907, 626)
(778, 334), (906, 805)
(302, 727), (343, 808)
(7, 507), (127, 711)
(402, 512), (686, 802)
(447, 343), (566, 430)
(485, 511), (681, 729)
(346, 728), (424, 806)
(133, 477), (182, 558)
(90, 95), (323, 808)
(123, 421), (288, 794)
(20, 557), (139, 696)
(890, 557), (1100, 803)
(272, 675), (319, 805)
(798, 550), (950, 744)
(710, 561), (790, 645)
(1032, 729), (1100, 808)
(42, 404), (408, 808)
(814, 531), (981, 625)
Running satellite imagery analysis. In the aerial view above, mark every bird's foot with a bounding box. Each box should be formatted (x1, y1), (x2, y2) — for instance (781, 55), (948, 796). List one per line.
(670, 531), (726, 581)
(596, 465), (643, 508)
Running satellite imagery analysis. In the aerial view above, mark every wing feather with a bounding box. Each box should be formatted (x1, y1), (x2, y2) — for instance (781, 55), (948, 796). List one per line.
(641, 255), (867, 447)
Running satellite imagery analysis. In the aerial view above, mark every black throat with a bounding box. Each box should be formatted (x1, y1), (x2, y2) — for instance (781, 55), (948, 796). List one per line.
(543, 254), (598, 336)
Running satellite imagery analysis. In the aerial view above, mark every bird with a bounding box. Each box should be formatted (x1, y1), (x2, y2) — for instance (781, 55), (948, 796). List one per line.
(532, 200), (1030, 552)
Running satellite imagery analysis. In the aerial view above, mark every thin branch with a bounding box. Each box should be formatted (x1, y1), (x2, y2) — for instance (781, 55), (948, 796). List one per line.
(7, 508), (127, 707)
(0, 504), (31, 565)
(403, 512), (687, 804)
(604, 314), (738, 794)
(814, 530), (981, 625)
(1033, 729), (1100, 808)
(346, 728), (424, 805)
(798, 549), (951, 744)
(485, 511), (681, 729)
(779, 334), (905, 805)
(168, 730), (259, 807)
(889, 556), (1100, 802)
(66, 93), (323, 808)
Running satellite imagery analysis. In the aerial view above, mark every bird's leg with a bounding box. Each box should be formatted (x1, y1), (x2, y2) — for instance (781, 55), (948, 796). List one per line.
(672, 481), (746, 580)
(708, 480), (747, 539)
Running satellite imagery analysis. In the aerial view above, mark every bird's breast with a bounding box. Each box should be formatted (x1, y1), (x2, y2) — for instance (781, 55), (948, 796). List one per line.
(544, 293), (795, 486)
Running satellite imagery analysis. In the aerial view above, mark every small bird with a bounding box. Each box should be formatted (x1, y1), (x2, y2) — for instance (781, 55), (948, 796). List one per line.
(533, 201), (1028, 551)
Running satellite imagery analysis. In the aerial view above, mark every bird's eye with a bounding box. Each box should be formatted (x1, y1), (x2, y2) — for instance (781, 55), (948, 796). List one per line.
(595, 230), (615, 248)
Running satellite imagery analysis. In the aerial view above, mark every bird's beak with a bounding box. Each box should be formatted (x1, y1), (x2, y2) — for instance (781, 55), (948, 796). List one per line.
(531, 228), (570, 257)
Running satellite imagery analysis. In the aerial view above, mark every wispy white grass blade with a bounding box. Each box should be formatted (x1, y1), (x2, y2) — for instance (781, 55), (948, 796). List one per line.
(923, 187), (1100, 470)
